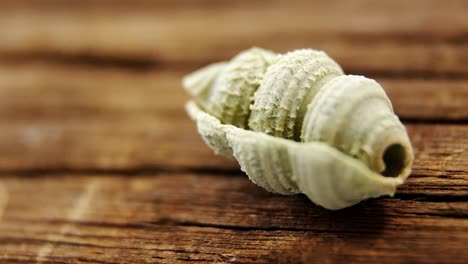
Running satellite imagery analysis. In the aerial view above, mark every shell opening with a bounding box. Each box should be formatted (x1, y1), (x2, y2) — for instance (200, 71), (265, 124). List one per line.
(381, 144), (407, 177)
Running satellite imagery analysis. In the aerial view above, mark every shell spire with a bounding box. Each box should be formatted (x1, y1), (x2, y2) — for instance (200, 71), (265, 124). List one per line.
(183, 47), (414, 210)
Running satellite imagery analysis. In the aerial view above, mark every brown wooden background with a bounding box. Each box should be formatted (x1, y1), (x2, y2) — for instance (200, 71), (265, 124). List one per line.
(0, 1), (467, 263)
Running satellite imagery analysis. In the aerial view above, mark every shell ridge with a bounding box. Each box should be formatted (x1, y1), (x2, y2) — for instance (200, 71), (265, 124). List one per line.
(183, 48), (414, 210)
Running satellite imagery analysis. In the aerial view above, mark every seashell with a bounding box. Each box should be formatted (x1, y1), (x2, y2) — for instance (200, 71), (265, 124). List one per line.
(184, 48), (277, 128)
(183, 47), (414, 210)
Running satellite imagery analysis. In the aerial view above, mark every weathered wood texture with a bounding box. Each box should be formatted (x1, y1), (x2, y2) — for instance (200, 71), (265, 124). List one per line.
(0, 63), (466, 172)
(0, 0), (467, 263)
(1, 0), (468, 76)
(0, 173), (467, 264)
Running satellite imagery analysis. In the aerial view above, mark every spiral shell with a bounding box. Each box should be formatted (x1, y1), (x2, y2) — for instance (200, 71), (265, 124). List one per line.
(183, 47), (413, 210)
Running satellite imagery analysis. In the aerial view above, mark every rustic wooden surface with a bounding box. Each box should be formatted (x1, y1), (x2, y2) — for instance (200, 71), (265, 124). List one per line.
(0, 1), (467, 263)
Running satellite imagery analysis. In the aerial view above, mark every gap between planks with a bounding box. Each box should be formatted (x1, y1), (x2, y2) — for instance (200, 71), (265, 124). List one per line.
(2, 52), (468, 81)
(0, 166), (244, 178)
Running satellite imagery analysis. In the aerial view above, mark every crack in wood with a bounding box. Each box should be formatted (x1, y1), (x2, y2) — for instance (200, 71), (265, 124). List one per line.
(35, 180), (100, 263)
(2, 51), (468, 80)
(0, 52), (158, 71)
(394, 118), (468, 125)
(176, 257), (210, 262)
(147, 219), (322, 233)
(393, 193), (468, 203)
(0, 166), (243, 177)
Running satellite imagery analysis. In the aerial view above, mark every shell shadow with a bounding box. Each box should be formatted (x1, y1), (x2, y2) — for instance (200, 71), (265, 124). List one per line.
(292, 194), (388, 237)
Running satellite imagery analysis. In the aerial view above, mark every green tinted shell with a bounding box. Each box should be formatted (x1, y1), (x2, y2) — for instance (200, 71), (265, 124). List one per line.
(183, 47), (413, 210)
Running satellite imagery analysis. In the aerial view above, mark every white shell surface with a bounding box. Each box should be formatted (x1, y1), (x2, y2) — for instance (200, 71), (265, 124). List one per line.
(187, 102), (402, 210)
(184, 48), (277, 128)
(249, 49), (343, 140)
(183, 48), (414, 210)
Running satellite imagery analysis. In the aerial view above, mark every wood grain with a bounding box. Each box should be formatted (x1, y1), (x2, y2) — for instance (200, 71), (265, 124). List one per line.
(0, 1), (467, 263)
(1, 120), (467, 176)
(0, 0), (468, 75)
(0, 63), (467, 122)
(0, 63), (466, 173)
(0, 173), (466, 263)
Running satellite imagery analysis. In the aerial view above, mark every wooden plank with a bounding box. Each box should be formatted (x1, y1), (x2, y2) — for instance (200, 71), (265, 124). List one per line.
(0, 0), (466, 38)
(0, 1), (465, 263)
(0, 63), (466, 172)
(2, 221), (464, 263)
(3, 173), (467, 228)
(0, 118), (237, 171)
(0, 173), (466, 263)
(0, 0), (467, 74)
(381, 79), (468, 120)
(1, 120), (466, 175)
(1, 63), (466, 121)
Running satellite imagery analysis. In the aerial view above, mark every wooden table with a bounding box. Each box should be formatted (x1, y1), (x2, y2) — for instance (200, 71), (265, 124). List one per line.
(0, 1), (467, 263)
